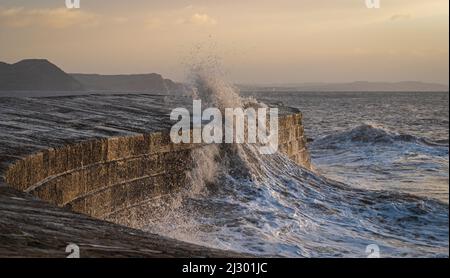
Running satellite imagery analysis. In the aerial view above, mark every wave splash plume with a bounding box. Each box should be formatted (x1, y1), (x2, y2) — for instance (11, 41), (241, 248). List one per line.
(133, 68), (448, 257)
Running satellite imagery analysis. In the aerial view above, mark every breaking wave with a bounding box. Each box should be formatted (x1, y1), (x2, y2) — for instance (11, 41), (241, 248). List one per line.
(135, 65), (449, 257)
(141, 144), (448, 257)
(313, 124), (449, 148)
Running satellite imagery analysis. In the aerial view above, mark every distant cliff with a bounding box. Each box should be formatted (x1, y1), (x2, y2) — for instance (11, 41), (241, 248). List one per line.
(0, 59), (84, 91)
(71, 73), (183, 93)
(0, 59), (183, 94)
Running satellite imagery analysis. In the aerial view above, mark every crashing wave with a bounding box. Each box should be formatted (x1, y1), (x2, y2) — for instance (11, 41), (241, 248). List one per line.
(136, 63), (449, 257)
(312, 124), (449, 148)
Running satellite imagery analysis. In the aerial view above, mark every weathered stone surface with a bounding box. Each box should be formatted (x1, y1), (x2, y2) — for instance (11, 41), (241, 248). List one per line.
(0, 184), (247, 258)
(0, 94), (310, 257)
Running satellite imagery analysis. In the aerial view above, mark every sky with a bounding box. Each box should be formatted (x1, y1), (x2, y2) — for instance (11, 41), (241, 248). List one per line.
(0, 0), (448, 84)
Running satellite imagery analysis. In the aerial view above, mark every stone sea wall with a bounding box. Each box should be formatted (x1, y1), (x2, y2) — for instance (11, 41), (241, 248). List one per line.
(0, 95), (311, 257)
(4, 113), (310, 224)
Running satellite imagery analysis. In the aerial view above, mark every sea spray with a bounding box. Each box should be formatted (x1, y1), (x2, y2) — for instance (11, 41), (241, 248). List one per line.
(138, 67), (448, 257)
(181, 60), (280, 189)
(186, 145), (220, 196)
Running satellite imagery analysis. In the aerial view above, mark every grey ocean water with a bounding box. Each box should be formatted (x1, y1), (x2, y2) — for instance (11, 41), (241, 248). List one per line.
(247, 91), (449, 203)
(137, 90), (448, 258)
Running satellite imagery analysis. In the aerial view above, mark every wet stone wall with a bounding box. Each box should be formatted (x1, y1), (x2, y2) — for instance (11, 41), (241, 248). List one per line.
(4, 114), (310, 222)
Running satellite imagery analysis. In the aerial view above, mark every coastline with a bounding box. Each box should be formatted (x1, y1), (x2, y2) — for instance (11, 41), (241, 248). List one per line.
(0, 94), (310, 257)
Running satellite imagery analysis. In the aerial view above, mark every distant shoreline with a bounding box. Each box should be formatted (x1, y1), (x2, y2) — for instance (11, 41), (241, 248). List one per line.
(1, 90), (448, 98)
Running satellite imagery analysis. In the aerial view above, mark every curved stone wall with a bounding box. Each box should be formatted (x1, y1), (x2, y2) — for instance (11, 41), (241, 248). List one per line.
(4, 113), (310, 225)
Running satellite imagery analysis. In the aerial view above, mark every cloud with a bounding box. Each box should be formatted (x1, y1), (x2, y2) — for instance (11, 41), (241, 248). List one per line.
(145, 17), (162, 28)
(176, 13), (217, 26)
(112, 17), (128, 24)
(390, 14), (413, 21)
(0, 7), (99, 29)
(189, 13), (217, 25)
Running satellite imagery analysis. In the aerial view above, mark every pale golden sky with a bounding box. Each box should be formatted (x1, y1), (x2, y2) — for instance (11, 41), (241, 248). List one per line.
(0, 0), (448, 84)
